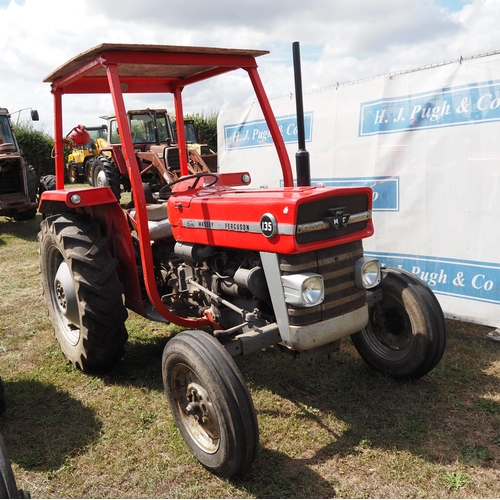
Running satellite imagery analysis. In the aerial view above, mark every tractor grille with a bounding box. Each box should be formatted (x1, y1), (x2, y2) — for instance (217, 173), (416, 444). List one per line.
(279, 240), (366, 326)
(296, 193), (369, 244)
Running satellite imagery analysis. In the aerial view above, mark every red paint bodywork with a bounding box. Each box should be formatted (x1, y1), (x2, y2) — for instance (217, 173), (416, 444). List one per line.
(168, 185), (374, 254)
(40, 44), (373, 328)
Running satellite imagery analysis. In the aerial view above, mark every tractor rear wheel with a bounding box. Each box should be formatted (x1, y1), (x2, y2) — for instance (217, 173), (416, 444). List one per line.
(162, 330), (258, 477)
(0, 433), (28, 498)
(91, 155), (121, 201)
(38, 213), (128, 371)
(0, 377), (5, 415)
(38, 174), (56, 196)
(351, 267), (446, 380)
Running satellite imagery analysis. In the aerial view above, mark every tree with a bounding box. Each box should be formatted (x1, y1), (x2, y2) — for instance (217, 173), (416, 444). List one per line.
(13, 121), (56, 178)
(185, 111), (218, 152)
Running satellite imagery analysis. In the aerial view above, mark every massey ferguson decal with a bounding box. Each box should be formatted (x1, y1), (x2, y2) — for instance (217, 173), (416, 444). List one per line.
(325, 207), (350, 229)
(181, 219), (261, 233)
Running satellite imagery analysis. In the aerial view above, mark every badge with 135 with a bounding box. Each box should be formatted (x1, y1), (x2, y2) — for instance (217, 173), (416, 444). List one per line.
(260, 213), (277, 238)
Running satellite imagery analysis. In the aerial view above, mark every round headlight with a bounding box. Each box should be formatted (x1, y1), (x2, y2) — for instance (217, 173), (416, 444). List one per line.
(302, 276), (324, 306)
(362, 260), (380, 288)
(282, 273), (324, 307)
(355, 257), (381, 289)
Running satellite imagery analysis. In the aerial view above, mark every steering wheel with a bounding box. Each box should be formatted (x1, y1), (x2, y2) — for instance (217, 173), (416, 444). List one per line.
(159, 172), (219, 199)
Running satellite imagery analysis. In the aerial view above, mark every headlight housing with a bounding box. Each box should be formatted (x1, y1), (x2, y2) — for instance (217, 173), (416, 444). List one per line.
(282, 273), (324, 307)
(355, 257), (381, 289)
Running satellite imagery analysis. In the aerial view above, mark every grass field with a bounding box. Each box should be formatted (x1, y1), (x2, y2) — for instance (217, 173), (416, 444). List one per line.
(0, 212), (499, 498)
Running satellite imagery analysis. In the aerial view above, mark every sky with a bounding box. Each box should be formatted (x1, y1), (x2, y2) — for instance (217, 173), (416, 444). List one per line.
(1, 0), (499, 136)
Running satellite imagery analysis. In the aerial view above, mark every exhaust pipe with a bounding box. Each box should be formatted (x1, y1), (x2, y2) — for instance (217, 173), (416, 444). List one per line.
(292, 41), (310, 187)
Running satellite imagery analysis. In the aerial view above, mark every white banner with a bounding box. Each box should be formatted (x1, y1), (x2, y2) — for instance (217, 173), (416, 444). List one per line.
(218, 51), (500, 328)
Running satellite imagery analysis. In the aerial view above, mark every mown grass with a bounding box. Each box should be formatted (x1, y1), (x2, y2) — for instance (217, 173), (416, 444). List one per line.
(0, 212), (499, 498)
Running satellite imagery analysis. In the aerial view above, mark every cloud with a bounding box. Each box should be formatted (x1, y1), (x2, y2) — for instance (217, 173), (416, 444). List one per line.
(1, 0), (500, 136)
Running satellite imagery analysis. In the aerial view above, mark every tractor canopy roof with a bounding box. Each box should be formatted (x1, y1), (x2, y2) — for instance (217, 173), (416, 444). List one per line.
(44, 43), (269, 94)
(45, 43), (292, 188)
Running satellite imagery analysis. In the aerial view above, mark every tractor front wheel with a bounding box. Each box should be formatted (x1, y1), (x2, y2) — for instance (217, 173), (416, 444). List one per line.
(162, 330), (258, 477)
(351, 267), (446, 380)
(91, 155), (121, 201)
(38, 213), (128, 371)
(67, 162), (78, 184)
(85, 160), (93, 185)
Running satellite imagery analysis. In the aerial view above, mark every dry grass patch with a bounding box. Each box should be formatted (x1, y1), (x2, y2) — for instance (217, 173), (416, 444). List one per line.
(0, 213), (499, 498)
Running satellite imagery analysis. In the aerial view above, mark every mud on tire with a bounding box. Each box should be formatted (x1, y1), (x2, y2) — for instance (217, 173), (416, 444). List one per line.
(38, 213), (128, 371)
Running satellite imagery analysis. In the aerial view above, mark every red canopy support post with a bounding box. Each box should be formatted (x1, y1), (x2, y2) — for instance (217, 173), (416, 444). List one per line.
(52, 86), (65, 190)
(104, 62), (213, 330)
(173, 86), (189, 177)
(246, 66), (293, 187)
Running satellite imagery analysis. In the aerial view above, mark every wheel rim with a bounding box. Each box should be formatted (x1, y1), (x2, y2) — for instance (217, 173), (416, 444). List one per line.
(47, 246), (81, 346)
(171, 363), (220, 454)
(86, 164), (93, 184)
(68, 165), (76, 183)
(95, 168), (108, 187)
(364, 294), (413, 361)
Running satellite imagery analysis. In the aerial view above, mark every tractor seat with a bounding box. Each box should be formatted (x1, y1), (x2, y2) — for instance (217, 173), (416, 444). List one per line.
(128, 202), (173, 240)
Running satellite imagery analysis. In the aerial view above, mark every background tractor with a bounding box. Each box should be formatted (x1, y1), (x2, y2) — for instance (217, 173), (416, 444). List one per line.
(0, 108), (39, 220)
(89, 109), (212, 200)
(173, 118), (217, 172)
(66, 124), (107, 184)
(38, 43), (446, 478)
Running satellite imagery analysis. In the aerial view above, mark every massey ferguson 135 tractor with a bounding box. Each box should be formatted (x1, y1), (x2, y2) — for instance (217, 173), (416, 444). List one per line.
(38, 43), (446, 477)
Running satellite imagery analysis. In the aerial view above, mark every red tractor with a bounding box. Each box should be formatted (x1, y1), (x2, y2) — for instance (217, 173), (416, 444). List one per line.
(38, 43), (446, 477)
(89, 108), (213, 200)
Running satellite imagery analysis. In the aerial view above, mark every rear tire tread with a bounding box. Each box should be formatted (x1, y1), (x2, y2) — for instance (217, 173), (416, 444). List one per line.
(38, 213), (128, 371)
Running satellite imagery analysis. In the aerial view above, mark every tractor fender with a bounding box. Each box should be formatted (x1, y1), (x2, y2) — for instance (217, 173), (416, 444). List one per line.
(38, 186), (146, 317)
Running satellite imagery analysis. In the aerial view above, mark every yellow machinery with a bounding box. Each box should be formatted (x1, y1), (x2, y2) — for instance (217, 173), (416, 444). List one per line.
(66, 125), (108, 184)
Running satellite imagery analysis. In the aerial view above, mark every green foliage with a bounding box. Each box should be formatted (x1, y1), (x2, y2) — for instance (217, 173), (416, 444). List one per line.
(461, 444), (493, 463)
(477, 399), (500, 413)
(185, 111), (218, 152)
(13, 121), (56, 178)
(440, 471), (473, 491)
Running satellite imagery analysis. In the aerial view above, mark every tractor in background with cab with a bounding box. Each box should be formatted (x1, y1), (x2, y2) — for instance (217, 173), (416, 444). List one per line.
(0, 107), (39, 221)
(89, 109), (212, 200)
(173, 118), (217, 172)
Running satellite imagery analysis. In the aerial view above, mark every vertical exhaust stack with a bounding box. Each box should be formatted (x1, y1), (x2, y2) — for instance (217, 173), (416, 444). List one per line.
(293, 41), (311, 187)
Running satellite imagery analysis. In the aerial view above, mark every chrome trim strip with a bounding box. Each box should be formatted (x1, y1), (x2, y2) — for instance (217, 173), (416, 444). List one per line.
(179, 218), (296, 235)
(296, 210), (371, 234)
(179, 209), (371, 237)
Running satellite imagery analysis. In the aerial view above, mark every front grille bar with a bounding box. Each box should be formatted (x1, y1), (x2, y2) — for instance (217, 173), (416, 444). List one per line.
(296, 210), (372, 235)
